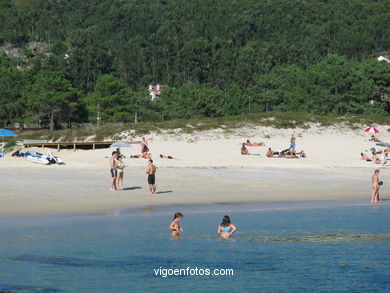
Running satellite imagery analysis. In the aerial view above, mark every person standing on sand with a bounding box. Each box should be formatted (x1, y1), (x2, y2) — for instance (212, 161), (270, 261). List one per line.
(371, 169), (381, 203)
(146, 159), (157, 194)
(140, 137), (149, 154)
(290, 135), (296, 150)
(109, 151), (118, 191)
(116, 155), (125, 190)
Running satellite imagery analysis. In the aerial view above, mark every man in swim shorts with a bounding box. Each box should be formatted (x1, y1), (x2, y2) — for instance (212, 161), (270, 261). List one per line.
(109, 151), (117, 191)
(371, 169), (381, 203)
(290, 136), (296, 150)
(146, 159), (157, 195)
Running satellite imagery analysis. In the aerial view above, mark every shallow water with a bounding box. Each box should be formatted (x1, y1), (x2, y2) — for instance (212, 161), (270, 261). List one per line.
(0, 202), (389, 292)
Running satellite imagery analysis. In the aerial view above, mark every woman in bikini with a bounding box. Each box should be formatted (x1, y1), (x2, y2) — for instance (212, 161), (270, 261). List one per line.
(241, 143), (250, 155)
(170, 212), (184, 237)
(217, 215), (237, 238)
(245, 139), (265, 147)
(115, 155), (125, 190)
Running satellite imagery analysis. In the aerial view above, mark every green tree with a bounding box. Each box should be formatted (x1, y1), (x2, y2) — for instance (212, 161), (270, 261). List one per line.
(24, 71), (78, 130)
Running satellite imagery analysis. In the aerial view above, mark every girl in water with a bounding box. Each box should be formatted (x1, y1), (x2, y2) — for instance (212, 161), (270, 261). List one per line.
(217, 215), (237, 238)
(116, 155), (125, 190)
(170, 212), (183, 237)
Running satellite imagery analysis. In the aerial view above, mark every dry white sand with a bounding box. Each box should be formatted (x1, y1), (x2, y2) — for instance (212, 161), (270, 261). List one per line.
(0, 124), (388, 216)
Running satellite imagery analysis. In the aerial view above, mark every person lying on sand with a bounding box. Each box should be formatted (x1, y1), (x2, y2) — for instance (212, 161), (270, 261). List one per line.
(160, 154), (180, 160)
(287, 148), (298, 158)
(130, 153), (152, 159)
(186, 139), (197, 143)
(370, 135), (381, 142)
(266, 148), (274, 157)
(361, 153), (372, 161)
(299, 150), (306, 158)
(241, 143), (251, 155)
(245, 139), (265, 147)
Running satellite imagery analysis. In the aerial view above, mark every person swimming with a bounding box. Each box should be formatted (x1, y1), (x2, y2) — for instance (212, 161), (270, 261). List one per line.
(170, 212), (183, 237)
(217, 215), (237, 238)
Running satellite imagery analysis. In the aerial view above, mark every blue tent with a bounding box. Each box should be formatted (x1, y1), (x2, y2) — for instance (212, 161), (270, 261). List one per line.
(110, 141), (132, 148)
(0, 129), (18, 157)
(0, 129), (17, 137)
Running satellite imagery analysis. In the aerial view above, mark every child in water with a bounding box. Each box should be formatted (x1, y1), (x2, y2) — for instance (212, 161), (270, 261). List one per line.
(170, 212), (183, 237)
(217, 215), (237, 238)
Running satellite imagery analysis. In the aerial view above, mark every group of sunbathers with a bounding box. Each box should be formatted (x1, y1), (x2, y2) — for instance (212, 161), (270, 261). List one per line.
(128, 137), (179, 160)
(361, 148), (389, 165)
(241, 136), (306, 158)
(266, 147), (306, 158)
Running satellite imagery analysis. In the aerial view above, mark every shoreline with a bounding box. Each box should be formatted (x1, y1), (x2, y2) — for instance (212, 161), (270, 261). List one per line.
(0, 198), (386, 221)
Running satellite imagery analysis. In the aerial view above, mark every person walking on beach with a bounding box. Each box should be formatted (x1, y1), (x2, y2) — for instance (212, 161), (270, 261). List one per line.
(217, 215), (237, 238)
(109, 151), (118, 191)
(116, 155), (125, 190)
(146, 159), (157, 194)
(371, 169), (381, 203)
(170, 212), (183, 237)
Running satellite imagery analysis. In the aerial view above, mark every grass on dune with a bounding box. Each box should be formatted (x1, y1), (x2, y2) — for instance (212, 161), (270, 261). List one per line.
(10, 112), (390, 142)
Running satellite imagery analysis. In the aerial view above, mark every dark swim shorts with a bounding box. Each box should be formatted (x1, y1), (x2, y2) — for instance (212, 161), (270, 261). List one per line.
(168, 156), (173, 159)
(110, 168), (116, 177)
(148, 174), (155, 184)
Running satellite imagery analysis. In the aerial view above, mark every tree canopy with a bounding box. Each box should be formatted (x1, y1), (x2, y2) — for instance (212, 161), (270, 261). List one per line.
(0, 0), (389, 129)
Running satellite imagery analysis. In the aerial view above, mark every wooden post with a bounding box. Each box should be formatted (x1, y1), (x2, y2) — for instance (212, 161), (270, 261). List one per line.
(93, 143), (95, 150)
(73, 143), (76, 151)
(57, 144), (60, 151)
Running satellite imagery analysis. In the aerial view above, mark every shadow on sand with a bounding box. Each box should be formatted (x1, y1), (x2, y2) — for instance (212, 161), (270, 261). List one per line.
(123, 186), (142, 191)
(155, 190), (173, 195)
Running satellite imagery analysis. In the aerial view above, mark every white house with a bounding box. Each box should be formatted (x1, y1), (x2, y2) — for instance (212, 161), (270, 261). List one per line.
(377, 56), (390, 63)
(148, 83), (164, 100)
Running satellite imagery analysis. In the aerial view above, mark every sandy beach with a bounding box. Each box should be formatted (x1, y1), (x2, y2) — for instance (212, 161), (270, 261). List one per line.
(1, 124), (388, 216)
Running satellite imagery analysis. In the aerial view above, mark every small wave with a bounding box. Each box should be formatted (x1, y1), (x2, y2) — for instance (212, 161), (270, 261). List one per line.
(9, 254), (168, 268)
(240, 233), (390, 243)
(0, 283), (60, 292)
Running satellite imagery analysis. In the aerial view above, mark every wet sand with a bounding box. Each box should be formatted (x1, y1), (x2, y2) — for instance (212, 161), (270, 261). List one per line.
(0, 166), (376, 216)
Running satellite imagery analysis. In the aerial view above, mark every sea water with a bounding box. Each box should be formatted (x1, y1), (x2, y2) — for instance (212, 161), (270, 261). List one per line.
(0, 202), (389, 292)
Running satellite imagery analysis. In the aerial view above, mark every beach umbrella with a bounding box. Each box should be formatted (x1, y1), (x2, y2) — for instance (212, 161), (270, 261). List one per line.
(0, 129), (17, 157)
(110, 141), (132, 148)
(364, 127), (379, 134)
